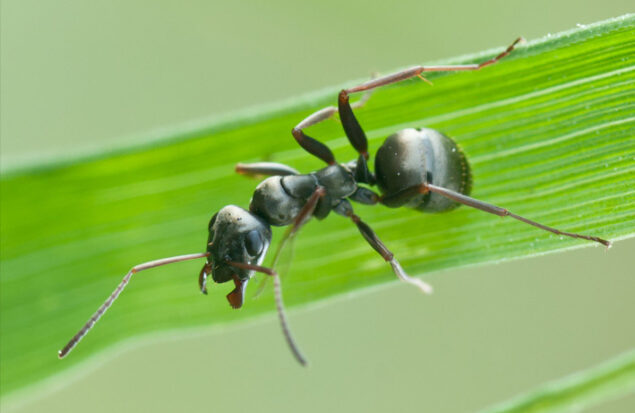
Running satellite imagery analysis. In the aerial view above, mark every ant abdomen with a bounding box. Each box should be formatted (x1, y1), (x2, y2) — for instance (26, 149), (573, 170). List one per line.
(375, 128), (472, 212)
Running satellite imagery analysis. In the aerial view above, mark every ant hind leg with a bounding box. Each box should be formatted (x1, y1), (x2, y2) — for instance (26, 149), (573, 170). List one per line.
(379, 182), (611, 247)
(291, 75), (377, 166)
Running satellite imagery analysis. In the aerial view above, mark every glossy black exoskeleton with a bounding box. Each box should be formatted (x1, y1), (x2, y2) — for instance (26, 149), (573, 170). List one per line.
(59, 37), (610, 366)
(375, 128), (471, 211)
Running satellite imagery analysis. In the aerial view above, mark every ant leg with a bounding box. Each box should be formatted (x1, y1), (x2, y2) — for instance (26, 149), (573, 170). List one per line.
(338, 90), (375, 184)
(338, 90), (369, 160)
(226, 260), (308, 366)
(254, 186), (326, 298)
(291, 75), (377, 165)
(379, 185), (424, 208)
(349, 187), (380, 205)
(235, 162), (299, 178)
(426, 184), (611, 247)
(274, 186), (326, 262)
(282, 186), (326, 241)
(341, 37), (524, 96)
(382, 183), (611, 247)
(58, 252), (210, 359)
(342, 206), (433, 294)
(337, 37), (522, 183)
(292, 108), (338, 165)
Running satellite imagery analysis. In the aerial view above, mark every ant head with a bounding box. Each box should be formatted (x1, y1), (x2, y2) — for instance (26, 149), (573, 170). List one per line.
(205, 205), (272, 284)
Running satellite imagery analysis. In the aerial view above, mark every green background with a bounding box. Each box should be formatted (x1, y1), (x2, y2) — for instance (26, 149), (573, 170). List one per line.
(1, 1), (633, 412)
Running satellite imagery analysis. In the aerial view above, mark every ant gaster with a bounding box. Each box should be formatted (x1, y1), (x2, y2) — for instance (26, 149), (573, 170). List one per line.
(59, 37), (610, 365)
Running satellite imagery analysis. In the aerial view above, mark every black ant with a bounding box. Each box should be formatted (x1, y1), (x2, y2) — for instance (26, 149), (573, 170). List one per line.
(59, 38), (610, 365)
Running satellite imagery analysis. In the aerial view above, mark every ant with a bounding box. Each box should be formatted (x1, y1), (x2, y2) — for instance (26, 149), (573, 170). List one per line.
(59, 37), (610, 366)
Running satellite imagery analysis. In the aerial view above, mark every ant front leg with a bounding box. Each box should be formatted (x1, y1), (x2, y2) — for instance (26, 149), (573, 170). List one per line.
(272, 186), (326, 266)
(225, 260), (308, 366)
(235, 162), (299, 178)
(253, 186), (326, 298)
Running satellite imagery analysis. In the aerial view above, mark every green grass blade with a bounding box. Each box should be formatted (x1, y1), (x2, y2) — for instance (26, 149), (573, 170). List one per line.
(1, 15), (634, 399)
(481, 350), (635, 413)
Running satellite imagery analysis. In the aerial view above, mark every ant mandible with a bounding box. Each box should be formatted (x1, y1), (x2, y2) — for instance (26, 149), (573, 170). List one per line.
(59, 37), (610, 365)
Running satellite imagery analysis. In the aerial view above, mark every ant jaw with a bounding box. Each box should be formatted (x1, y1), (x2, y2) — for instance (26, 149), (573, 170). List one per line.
(226, 292), (243, 309)
(199, 263), (212, 295)
(226, 274), (247, 309)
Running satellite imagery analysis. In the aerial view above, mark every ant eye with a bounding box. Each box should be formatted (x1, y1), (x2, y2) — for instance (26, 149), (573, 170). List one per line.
(244, 230), (264, 256)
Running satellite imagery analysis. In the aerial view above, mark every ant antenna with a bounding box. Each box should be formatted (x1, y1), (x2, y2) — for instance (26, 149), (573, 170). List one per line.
(58, 252), (210, 359)
(226, 260), (308, 366)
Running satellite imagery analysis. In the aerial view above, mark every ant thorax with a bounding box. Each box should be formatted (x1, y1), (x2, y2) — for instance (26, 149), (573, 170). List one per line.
(249, 164), (357, 226)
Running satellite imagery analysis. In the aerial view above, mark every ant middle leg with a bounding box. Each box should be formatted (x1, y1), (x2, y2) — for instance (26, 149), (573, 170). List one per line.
(334, 199), (433, 294)
(349, 187), (380, 205)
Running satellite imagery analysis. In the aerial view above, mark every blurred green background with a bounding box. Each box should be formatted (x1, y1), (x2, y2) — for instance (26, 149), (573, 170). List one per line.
(1, 1), (633, 412)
